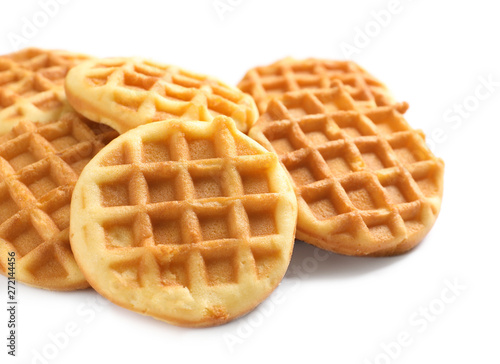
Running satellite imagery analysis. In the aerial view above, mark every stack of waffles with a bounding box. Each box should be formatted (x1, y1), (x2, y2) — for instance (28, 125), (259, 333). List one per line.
(0, 49), (443, 327)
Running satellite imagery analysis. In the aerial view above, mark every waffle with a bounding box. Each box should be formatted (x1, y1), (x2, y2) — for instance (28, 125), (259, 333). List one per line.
(64, 57), (259, 134)
(69, 116), (297, 327)
(0, 112), (118, 290)
(0, 48), (91, 134)
(238, 57), (395, 114)
(248, 83), (444, 256)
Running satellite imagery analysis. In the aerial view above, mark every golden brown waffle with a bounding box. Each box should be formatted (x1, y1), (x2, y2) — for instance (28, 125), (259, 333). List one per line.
(238, 57), (395, 114)
(248, 83), (444, 256)
(0, 48), (91, 134)
(0, 112), (117, 290)
(70, 116), (297, 327)
(65, 57), (259, 134)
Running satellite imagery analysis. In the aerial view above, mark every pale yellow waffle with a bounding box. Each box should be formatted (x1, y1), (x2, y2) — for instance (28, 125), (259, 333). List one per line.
(238, 57), (395, 114)
(0, 112), (117, 290)
(0, 48), (91, 134)
(69, 116), (297, 327)
(248, 83), (444, 256)
(65, 57), (259, 134)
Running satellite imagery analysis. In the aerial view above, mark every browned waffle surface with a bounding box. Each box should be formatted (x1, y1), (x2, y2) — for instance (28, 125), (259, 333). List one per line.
(0, 112), (117, 290)
(248, 84), (443, 256)
(238, 57), (395, 114)
(65, 57), (259, 134)
(0, 48), (91, 134)
(70, 116), (297, 326)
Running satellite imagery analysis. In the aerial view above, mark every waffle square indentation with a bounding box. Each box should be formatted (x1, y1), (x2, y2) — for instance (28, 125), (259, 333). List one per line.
(251, 246), (281, 279)
(145, 171), (178, 203)
(203, 248), (237, 285)
(190, 167), (226, 199)
(244, 201), (277, 237)
(197, 207), (234, 242)
(1, 213), (44, 256)
(332, 113), (376, 138)
(284, 153), (327, 187)
(318, 143), (357, 177)
(0, 186), (18, 224)
(263, 123), (306, 155)
(342, 175), (387, 211)
(100, 178), (130, 207)
(152, 218), (183, 246)
(159, 255), (189, 287)
(142, 140), (171, 163)
(187, 138), (216, 160)
(301, 184), (349, 220)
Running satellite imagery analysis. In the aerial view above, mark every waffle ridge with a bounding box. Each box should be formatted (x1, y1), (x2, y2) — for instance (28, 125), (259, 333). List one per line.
(0, 48), (91, 134)
(248, 83), (444, 256)
(238, 57), (395, 114)
(0, 112), (117, 290)
(70, 116), (297, 326)
(65, 57), (259, 134)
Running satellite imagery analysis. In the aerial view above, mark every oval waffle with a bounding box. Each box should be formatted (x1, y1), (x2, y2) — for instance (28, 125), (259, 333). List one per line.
(0, 112), (117, 290)
(69, 116), (297, 326)
(65, 57), (259, 134)
(248, 82), (444, 256)
(238, 57), (394, 114)
(0, 48), (91, 134)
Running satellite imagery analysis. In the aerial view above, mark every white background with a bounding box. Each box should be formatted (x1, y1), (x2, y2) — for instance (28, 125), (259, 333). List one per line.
(1, 1), (499, 363)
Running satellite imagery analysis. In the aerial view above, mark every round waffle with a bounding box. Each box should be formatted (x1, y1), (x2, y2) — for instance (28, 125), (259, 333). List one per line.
(248, 82), (444, 256)
(65, 57), (259, 134)
(0, 48), (91, 134)
(238, 57), (394, 114)
(0, 112), (117, 290)
(70, 116), (297, 327)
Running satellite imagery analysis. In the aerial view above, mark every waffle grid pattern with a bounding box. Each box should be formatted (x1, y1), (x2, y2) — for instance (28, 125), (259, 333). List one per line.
(238, 57), (395, 114)
(65, 58), (259, 133)
(0, 48), (90, 134)
(249, 85), (443, 255)
(71, 117), (296, 325)
(0, 113), (117, 289)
